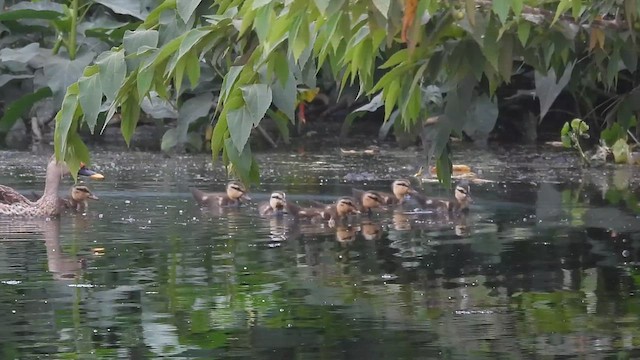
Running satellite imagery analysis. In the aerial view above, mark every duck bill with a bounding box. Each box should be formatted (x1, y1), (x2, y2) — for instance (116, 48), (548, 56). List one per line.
(240, 193), (252, 202)
(88, 194), (99, 200)
(78, 167), (105, 180)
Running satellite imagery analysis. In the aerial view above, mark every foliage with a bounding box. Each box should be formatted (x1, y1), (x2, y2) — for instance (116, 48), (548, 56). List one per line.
(49, 0), (640, 183)
(561, 118), (590, 166)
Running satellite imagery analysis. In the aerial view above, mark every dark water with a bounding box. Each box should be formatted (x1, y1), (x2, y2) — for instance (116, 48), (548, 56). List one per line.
(0, 147), (639, 359)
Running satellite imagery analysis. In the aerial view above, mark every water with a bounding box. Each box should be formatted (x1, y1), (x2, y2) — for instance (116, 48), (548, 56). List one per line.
(0, 147), (639, 359)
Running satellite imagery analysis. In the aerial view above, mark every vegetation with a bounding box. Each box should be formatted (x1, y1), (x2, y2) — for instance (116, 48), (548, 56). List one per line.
(1, 0), (640, 182)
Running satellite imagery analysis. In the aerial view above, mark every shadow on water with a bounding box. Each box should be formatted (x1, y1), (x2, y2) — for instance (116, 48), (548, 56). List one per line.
(0, 147), (638, 358)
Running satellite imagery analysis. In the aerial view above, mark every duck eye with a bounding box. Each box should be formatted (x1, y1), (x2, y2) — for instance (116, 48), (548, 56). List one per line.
(457, 187), (467, 194)
(271, 195), (282, 200)
(231, 186), (243, 192)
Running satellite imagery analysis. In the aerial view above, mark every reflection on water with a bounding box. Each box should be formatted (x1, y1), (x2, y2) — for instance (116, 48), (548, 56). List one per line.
(0, 150), (639, 358)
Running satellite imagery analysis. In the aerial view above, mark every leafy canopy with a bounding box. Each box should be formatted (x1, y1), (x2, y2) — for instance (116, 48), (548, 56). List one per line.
(52, 0), (640, 184)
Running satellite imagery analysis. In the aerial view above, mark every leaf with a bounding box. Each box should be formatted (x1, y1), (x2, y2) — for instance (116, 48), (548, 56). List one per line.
(176, 0), (202, 22)
(0, 87), (52, 133)
(612, 138), (630, 163)
(372, 0), (390, 18)
(589, 27), (605, 51)
(517, 22), (530, 46)
(65, 132), (91, 182)
(240, 84), (272, 125)
(314, 0), (330, 14)
(535, 62), (575, 121)
(492, 0), (510, 24)
(291, 15), (310, 61)
(625, 0), (636, 36)
(511, 0), (523, 17)
(177, 92), (213, 139)
(379, 48), (409, 69)
(44, 52), (96, 106)
(379, 109), (399, 140)
(384, 79), (401, 120)
(219, 66), (243, 105)
(482, 17), (500, 71)
(123, 30), (159, 69)
(161, 128), (178, 152)
(92, 0), (150, 19)
(95, 50), (126, 102)
(140, 93), (178, 118)
(498, 35), (513, 81)
(78, 74), (103, 133)
(267, 109), (290, 143)
(271, 69), (297, 121)
(185, 51), (201, 88)
(227, 106), (254, 153)
(120, 93), (141, 146)
(224, 137), (252, 176)
(0, 43), (40, 63)
(54, 91), (79, 161)
(552, 0), (571, 25)
(340, 93), (384, 137)
(570, 118), (588, 133)
(0, 74), (34, 88)
(462, 94), (499, 138)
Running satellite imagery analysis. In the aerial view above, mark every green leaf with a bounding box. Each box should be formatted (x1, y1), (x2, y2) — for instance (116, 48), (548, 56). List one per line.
(93, 0), (150, 19)
(517, 22), (530, 46)
(482, 18), (500, 71)
(0, 87), (53, 133)
(267, 109), (290, 143)
(612, 138), (630, 163)
(552, 0), (571, 25)
(498, 35), (513, 81)
(271, 69), (296, 122)
(78, 74), (103, 133)
(0, 9), (62, 21)
(120, 93), (141, 146)
(224, 137), (252, 177)
(492, 0), (510, 24)
(176, 0), (202, 22)
(227, 106), (254, 153)
(462, 94), (499, 138)
(601, 123), (624, 147)
(137, 65), (155, 100)
(123, 30), (159, 57)
(436, 144), (453, 188)
(44, 52), (96, 106)
(560, 121), (570, 136)
(570, 118), (588, 134)
(511, 0), (523, 17)
(219, 66), (243, 105)
(572, 0), (582, 19)
(372, 0), (389, 18)
(161, 128), (178, 152)
(0, 43), (40, 63)
(379, 48), (409, 69)
(54, 91), (80, 161)
(314, 0), (330, 14)
(535, 62), (575, 120)
(65, 132), (91, 182)
(291, 14), (310, 61)
(96, 50), (126, 102)
(185, 51), (201, 88)
(240, 84), (273, 125)
(384, 79), (401, 121)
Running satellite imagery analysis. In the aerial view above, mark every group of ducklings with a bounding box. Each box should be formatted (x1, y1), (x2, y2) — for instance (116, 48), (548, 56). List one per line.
(189, 178), (472, 226)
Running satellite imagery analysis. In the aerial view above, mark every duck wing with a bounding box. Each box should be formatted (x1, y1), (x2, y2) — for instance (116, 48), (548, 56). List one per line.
(0, 185), (32, 205)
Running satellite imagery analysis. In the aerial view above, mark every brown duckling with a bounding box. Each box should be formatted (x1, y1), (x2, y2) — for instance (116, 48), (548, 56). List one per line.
(415, 180), (472, 215)
(351, 189), (387, 215)
(62, 185), (99, 212)
(190, 180), (251, 208)
(285, 196), (360, 226)
(258, 191), (287, 216)
(378, 179), (418, 205)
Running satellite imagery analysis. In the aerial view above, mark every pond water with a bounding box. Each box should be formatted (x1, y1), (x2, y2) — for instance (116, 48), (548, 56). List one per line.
(0, 146), (639, 359)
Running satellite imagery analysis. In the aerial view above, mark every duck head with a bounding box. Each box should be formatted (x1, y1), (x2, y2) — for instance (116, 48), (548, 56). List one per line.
(335, 196), (360, 217)
(391, 178), (416, 201)
(361, 191), (386, 211)
(226, 181), (251, 202)
(454, 181), (472, 206)
(71, 185), (99, 202)
(269, 191), (286, 210)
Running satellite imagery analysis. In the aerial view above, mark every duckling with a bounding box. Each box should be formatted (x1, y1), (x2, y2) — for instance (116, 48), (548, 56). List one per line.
(285, 196), (360, 226)
(415, 180), (472, 215)
(190, 180), (251, 208)
(377, 179), (418, 205)
(62, 185), (99, 213)
(258, 191), (287, 216)
(351, 189), (387, 215)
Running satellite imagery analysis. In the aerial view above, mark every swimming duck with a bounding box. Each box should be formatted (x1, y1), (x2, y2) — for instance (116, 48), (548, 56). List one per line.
(190, 180), (251, 208)
(258, 191), (286, 216)
(285, 196), (360, 225)
(0, 156), (104, 217)
(61, 185), (99, 213)
(351, 189), (387, 215)
(415, 180), (472, 215)
(378, 179), (418, 205)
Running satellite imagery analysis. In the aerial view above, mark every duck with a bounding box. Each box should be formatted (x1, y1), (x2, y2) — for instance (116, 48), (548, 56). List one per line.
(31, 184), (100, 213)
(350, 189), (387, 215)
(414, 180), (472, 215)
(285, 196), (360, 225)
(190, 180), (251, 208)
(258, 191), (287, 216)
(61, 185), (99, 213)
(0, 155), (104, 217)
(377, 179), (418, 205)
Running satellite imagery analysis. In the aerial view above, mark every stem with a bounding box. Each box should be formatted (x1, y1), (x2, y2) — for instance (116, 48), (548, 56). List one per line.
(572, 133), (591, 167)
(68, 0), (78, 60)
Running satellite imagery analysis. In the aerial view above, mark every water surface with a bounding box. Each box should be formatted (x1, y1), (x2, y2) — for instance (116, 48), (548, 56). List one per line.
(0, 147), (639, 359)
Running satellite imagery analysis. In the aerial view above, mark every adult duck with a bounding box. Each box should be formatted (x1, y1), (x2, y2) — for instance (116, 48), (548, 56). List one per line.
(0, 156), (104, 217)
